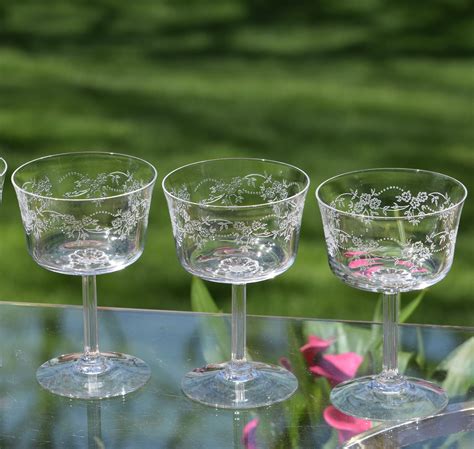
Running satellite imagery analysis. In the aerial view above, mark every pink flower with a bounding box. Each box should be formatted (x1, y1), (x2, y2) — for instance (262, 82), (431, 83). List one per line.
(395, 259), (414, 268)
(364, 265), (383, 275)
(324, 406), (371, 442)
(309, 352), (363, 387)
(300, 335), (363, 386)
(242, 418), (259, 449)
(300, 336), (368, 442)
(395, 259), (428, 273)
(348, 258), (382, 269)
(344, 250), (367, 257)
(353, 265), (384, 278)
(300, 335), (334, 366)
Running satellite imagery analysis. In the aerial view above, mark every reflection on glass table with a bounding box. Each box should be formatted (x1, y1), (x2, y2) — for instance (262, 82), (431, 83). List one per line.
(0, 302), (472, 448)
(343, 401), (473, 448)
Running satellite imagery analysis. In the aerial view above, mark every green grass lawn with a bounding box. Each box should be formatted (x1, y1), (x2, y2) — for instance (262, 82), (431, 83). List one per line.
(0, 0), (473, 325)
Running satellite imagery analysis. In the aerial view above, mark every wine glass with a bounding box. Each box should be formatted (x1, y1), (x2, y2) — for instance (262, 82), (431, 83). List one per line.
(12, 152), (157, 399)
(0, 157), (6, 201)
(316, 168), (467, 421)
(163, 158), (309, 408)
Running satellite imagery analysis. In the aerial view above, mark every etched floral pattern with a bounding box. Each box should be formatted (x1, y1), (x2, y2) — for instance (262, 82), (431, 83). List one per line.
(58, 171), (143, 199)
(331, 186), (454, 226)
(68, 248), (111, 269)
(195, 173), (299, 206)
(168, 173), (306, 252)
(17, 171), (150, 241)
(320, 183), (462, 289)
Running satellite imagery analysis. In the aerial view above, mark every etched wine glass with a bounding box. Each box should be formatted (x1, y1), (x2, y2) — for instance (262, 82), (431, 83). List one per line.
(316, 168), (467, 421)
(163, 158), (309, 408)
(0, 157), (6, 201)
(12, 152), (157, 399)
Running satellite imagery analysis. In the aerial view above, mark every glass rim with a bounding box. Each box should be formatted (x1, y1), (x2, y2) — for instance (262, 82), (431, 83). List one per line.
(0, 157), (7, 177)
(11, 151), (158, 202)
(162, 157), (310, 209)
(315, 167), (467, 221)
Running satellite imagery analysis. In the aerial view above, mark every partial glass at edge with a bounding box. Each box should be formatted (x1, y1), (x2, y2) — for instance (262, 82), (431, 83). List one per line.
(0, 157), (6, 201)
(163, 158), (310, 408)
(316, 168), (467, 421)
(12, 152), (157, 399)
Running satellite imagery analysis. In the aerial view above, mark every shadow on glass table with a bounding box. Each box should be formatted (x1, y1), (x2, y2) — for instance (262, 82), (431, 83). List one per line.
(0, 302), (472, 448)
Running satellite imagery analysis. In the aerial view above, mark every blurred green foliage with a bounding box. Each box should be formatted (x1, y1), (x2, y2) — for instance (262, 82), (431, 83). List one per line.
(0, 0), (472, 325)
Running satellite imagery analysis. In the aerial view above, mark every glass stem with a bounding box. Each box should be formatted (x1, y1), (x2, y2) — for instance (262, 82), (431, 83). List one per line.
(82, 275), (100, 362)
(231, 283), (247, 364)
(382, 292), (400, 379)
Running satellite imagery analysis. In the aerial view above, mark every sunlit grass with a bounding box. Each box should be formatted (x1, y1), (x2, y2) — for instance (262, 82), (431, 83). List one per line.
(0, 0), (472, 325)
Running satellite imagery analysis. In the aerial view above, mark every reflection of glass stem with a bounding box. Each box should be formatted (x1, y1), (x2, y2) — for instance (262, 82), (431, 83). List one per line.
(87, 401), (103, 449)
(233, 411), (243, 449)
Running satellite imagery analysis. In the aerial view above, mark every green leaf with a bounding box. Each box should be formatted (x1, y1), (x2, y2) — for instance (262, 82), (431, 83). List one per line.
(321, 431), (339, 449)
(398, 351), (414, 375)
(415, 327), (426, 369)
(191, 276), (220, 313)
(372, 295), (383, 322)
(335, 324), (374, 357)
(438, 337), (474, 397)
(302, 320), (336, 343)
(190, 277), (230, 364)
(285, 394), (306, 448)
(399, 290), (426, 323)
(285, 323), (322, 428)
(197, 315), (230, 364)
(303, 320), (373, 357)
(287, 323), (311, 390)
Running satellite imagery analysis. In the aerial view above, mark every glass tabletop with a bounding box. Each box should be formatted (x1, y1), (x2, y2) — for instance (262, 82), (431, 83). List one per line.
(343, 400), (474, 448)
(0, 302), (472, 448)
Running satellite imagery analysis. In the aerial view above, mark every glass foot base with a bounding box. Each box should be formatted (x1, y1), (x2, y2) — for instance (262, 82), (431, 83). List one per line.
(330, 375), (448, 422)
(36, 352), (151, 399)
(182, 361), (298, 409)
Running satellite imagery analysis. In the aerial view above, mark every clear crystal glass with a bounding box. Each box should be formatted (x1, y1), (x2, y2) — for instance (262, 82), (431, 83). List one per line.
(316, 168), (467, 421)
(0, 157), (6, 201)
(163, 158), (310, 408)
(12, 152), (157, 399)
